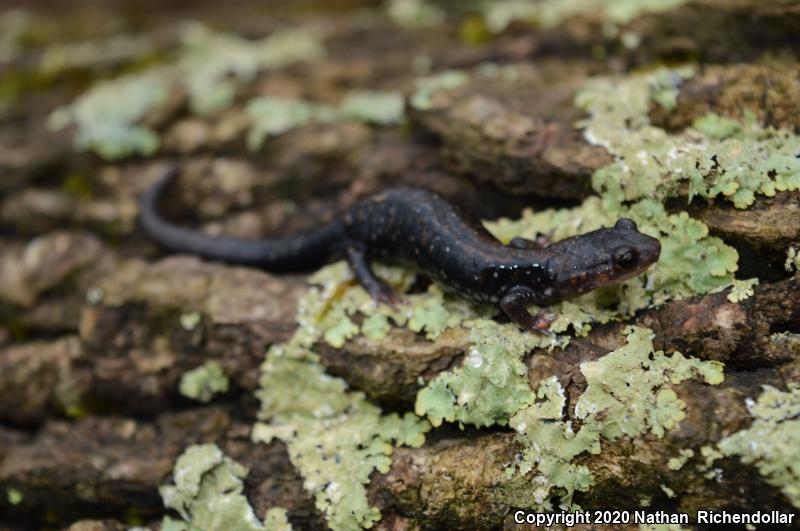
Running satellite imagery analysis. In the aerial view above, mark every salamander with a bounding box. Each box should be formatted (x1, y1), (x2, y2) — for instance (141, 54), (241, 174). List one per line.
(140, 167), (661, 332)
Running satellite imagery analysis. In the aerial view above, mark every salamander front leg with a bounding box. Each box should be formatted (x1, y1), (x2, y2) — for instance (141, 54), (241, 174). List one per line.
(499, 286), (556, 333)
(346, 246), (400, 306)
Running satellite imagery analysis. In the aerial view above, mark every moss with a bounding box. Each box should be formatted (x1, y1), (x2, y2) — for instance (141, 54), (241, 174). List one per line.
(48, 71), (168, 160)
(483, 0), (689, 33)
(716, 384), (800, 508)
(179, 361), (230, 403)
(160, 444), (290, 530)
(507, 326), (723, 509)
(576, 67), (800, 210)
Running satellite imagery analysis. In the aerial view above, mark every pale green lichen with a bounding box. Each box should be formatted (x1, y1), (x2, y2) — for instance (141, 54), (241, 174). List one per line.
(484, 0), (689, 33)
(160, 444), (291, 530)
(48, 71), (168, 160)
(51, 22), (327, 158)
(410, 70), (469, 110)
(179, 361), (229, 403)
(506, 326), (723, 510)
(246, 97), (339, 150)
(786, 245), (800, 273)
(726, 278), (758, 303)
(178, 23), (325, 116)
(340, 90), (405, 126)
(716, 384), (800, 508)
(386, 0), (444, 28)
(180, 311), (202, 331)
(247, 90), (404, 150)
(667, 448), (695, 470)
(252, 268), (429, 530)
(6, 487), (23, 506)
(253, 341), (429, 531)
(416, 320), (566, 428)
(577, 67), (800, 210)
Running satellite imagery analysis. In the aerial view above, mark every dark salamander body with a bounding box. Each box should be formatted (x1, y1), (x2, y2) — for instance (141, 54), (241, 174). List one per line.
(140, 168), (661, 331)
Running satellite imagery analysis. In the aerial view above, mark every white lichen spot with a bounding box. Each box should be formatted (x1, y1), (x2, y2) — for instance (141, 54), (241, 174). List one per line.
(467, 347), (484, 368)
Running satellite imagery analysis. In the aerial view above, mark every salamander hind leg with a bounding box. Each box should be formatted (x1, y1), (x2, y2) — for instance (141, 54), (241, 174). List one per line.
(345, 246), (400, 306)
(499, 286), (556, 334)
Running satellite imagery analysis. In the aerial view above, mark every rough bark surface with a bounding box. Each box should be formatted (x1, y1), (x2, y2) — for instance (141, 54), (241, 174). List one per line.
(1, 1), (799, 530)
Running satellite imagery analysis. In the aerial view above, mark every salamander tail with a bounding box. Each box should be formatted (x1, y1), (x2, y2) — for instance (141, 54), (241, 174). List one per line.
(139, 166), (342, 272)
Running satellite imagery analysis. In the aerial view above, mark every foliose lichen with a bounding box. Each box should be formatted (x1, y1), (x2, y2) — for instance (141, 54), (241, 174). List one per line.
(339, 90), (405, 126)
(246, 90), (404, 150)
(179, 361), (230, 403)
(716, 384), (800, 508)
(253, 348), (428, 530)
(251, 268), (430, 530)
(667, 448), (695, 471)
(410, 69), (469, 110)
(6, 487), (23, 506)
(576, 67), (800, 210)
(178, 22), (325, 116)
(483, 0), (689, 34)
(160, 444), (292, 530)
(786, 245), (800, 273)
(246, 97), (339, 150)
(507, 326), (723, 510)
(47, 71), (169, 160)
(49, 22), (328, 158)
(386, 0), (445, 29)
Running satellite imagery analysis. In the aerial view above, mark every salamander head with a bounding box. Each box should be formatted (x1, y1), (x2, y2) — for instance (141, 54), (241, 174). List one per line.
(542, 218), (661, 302)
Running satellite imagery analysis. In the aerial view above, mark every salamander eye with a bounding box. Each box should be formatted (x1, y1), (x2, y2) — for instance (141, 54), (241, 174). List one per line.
(614, 248), (639, 269)
(615, 218), (637, 231)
